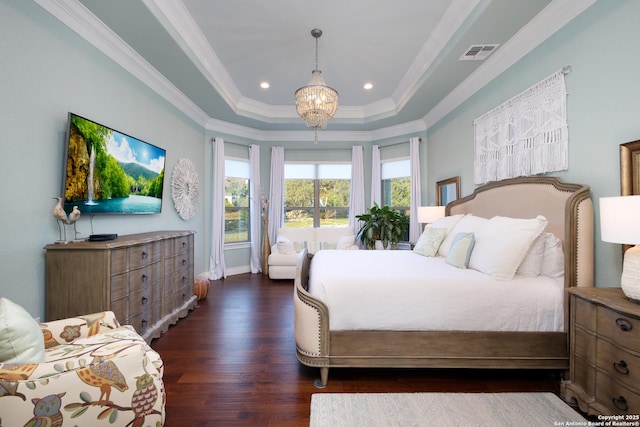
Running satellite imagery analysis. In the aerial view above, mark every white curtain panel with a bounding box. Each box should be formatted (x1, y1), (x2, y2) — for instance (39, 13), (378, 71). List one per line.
(473, 69), (568, 184)
(349, 146), (366, 229)
(267, 146), (284, 245)
(370, 145), (381, 207)
(249, 144), (261, 273)
(409, 137), (422, 243)
(208, 137), (226, 280)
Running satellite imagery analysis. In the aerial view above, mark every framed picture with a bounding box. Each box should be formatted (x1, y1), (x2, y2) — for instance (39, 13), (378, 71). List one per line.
(620, 140), (640, 254)
(436, 176), (460, 206)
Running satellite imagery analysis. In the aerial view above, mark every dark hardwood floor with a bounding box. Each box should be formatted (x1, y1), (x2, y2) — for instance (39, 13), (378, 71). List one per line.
(151, 273), (564, 426)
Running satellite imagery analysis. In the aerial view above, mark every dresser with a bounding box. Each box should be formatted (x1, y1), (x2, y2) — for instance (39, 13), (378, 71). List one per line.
(45, 230), (197, 343)
(562, 287), (640, 415)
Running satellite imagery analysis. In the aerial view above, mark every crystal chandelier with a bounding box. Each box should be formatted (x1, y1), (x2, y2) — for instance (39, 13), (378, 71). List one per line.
(294, 29), (338, 143)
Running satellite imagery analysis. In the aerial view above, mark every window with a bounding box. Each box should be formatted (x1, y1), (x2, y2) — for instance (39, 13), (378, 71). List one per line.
(224, 159), (250, 243)
(381, 158), (411, 241)
(284, 163), (351, 228)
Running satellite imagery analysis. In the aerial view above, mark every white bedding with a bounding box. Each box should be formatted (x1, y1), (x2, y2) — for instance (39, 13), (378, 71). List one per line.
(308, 250), (565, 332)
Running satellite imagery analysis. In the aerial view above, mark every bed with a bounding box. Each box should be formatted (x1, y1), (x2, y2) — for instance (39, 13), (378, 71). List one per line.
(293, 176), (594, 387)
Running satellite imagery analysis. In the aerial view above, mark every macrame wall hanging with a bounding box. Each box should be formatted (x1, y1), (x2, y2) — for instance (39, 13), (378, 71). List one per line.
(171, 158), (199, 220)
(473, 68), (570, 185)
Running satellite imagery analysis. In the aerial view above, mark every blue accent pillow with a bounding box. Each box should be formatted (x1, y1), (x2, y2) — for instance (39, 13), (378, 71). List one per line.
(445, 232), (475, 269)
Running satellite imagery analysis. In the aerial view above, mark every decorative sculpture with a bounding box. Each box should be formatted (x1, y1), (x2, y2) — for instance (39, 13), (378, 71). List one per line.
(52, 198), (82, 242)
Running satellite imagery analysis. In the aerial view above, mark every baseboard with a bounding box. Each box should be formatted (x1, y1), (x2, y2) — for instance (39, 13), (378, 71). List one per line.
(225, 265), (252, 276)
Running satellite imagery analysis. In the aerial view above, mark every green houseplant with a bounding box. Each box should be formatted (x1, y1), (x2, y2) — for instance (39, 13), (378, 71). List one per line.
(356, 203), (410, 250)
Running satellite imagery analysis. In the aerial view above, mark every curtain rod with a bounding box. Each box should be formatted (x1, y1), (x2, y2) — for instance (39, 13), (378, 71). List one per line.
(211, 138), (250, 150)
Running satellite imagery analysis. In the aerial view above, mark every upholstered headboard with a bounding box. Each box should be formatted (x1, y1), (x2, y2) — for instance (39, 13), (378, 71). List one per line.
(446, 176), (594, 289)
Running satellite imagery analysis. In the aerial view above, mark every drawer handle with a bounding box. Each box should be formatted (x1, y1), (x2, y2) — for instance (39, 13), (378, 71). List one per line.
(182, 276), (187, 284)
(141, 319), (148, 328)
(614, 360), (630, 375)
(182, 259), (187, 266)
(616, 318), (633, 332)
(141, 296), (148, 305)
(141, 274), (148, 283)
(142, 251), (148, 259)
(612, 395), (629, 411)
(182, 242), (186, 248)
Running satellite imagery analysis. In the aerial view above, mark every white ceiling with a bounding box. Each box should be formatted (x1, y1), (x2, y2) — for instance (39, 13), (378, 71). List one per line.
(37, 0), (597, 138)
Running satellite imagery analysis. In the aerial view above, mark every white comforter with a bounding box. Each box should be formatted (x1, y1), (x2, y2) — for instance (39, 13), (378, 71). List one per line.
(308, 250), (565, 332)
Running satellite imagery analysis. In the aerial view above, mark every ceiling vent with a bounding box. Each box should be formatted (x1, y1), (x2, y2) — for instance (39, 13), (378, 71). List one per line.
(459, 44), (499, 61)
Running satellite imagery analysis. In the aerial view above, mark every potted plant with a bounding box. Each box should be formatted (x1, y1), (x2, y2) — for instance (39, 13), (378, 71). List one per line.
(356, 203), (409, 250)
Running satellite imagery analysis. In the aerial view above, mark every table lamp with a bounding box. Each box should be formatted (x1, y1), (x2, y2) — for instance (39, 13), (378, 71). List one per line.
(418, 206), (446, 226)
(599, 195), (640, 302)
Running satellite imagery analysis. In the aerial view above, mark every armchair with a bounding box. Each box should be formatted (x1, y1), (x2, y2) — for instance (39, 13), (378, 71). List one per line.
(0, 310), (165, 426)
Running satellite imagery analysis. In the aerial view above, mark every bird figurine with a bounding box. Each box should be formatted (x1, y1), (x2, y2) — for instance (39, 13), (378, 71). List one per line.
(68, 205), (81, 240)
(52, 197), (69, 241)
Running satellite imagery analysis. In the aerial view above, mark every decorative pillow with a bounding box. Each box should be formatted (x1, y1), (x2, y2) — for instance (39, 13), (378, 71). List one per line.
(429, 214), (464, 236)
(469, 215), (548, 280)
(336, 234), (356, 250)
(413, 227), (446, 257)
(0, 298), (45, 363)
(276, 235), (296, 255)
(516, 232), (547, 277)
(541, 233), (564, 279)
(438, 214), (488, 257)
(446, 232), (475, 268)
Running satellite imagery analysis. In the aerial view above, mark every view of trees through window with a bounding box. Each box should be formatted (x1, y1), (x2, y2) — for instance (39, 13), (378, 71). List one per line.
(284, 163), (350, 228)
(382, 159), (411, 241)
(224, 159), (250, 243)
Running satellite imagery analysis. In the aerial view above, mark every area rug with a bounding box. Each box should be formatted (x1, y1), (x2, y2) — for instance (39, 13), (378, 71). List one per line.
(309, 392), (586, 427)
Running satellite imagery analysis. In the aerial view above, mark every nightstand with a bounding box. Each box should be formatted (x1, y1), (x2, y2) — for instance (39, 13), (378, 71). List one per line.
(562, 287), (640, 415)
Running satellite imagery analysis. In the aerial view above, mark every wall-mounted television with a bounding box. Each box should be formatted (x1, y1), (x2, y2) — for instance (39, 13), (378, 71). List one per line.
(63, 113), (166, 214)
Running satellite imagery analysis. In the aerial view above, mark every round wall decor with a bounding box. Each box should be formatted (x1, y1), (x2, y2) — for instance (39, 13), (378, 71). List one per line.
(171, 158), (199, 220)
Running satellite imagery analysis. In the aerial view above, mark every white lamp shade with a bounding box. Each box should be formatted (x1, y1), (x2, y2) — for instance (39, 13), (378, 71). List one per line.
(418, 206), (446, 224)
(599, 196), (640, 245)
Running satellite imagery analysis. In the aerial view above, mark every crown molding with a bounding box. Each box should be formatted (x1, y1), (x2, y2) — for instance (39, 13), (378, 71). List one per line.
(392, 0), (480, 111)
(34, 0), (210, 127)
(206, 118), (426, 143)
(424, 0), (598, 128)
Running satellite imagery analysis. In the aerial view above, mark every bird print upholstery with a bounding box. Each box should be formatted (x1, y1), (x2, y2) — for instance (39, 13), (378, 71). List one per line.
(0, 311), (165, 426)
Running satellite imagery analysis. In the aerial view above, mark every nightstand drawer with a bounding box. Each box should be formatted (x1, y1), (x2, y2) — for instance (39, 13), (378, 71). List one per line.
(574, 325), (596, 363)
(597, 339), (640, 392)
(596, 372), (640, 414)
(598, 306), (640, 353)
(574, 295), (597, 332)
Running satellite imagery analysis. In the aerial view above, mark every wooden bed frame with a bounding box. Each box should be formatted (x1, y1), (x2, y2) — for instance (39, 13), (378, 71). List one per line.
(293, 176), (594, 387)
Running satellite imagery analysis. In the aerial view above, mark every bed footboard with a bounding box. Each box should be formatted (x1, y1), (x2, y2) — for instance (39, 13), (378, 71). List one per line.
(293, 250), (330, 387)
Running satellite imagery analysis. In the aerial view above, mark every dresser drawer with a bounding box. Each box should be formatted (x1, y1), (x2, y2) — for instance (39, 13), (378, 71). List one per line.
(129, 242), (162, 269)
(110, 272), (128, 301)
(110, 249), (128, 274)
(596, 371), (640, 414)
(574, 295), (597, 332)
(597, 339), (640, 392)
(128, 302), (157, 336)
(165, 235), (192, 257)
(598, 306), (640, 353)
(109, 297), (127, 321)
(128, 284), (155, 318)
(129, 261), (161, 293)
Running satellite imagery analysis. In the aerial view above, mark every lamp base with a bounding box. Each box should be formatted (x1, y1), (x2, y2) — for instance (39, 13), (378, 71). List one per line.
(621, 245), (640, 303)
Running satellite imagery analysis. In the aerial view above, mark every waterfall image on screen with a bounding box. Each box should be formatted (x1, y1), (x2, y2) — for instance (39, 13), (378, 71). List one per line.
(63, 113), (166, 214)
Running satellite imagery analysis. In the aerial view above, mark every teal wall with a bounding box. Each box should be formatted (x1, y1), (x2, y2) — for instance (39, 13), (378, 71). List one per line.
(426, 0), (640, 287)
(2, 0), (639, 319)
(0, 1), (207, 319)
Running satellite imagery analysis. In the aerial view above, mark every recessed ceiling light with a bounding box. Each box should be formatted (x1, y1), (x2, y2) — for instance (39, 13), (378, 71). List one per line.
(260, 81), (270, 89)
(363, 82), (373, 90)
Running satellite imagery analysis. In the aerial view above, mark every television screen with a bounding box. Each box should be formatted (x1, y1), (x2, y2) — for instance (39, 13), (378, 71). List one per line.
(63, 113), (166, 214)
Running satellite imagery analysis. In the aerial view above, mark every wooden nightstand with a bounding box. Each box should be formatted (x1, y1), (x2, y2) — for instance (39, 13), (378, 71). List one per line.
(562, 287), (640, 415)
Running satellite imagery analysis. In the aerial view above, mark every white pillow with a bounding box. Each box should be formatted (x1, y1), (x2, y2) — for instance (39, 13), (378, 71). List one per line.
(0, 298), (45, 363)
(438, 214), (488, 257)
(413, 227), (446, 257)
(541, 233), (564, 279)
(336, 235), (356, 250)
(469, 215), (548, 280)
(446, 232), (475, 268)
(516, 232), (547, 277)
(276, 235), (296, 255)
